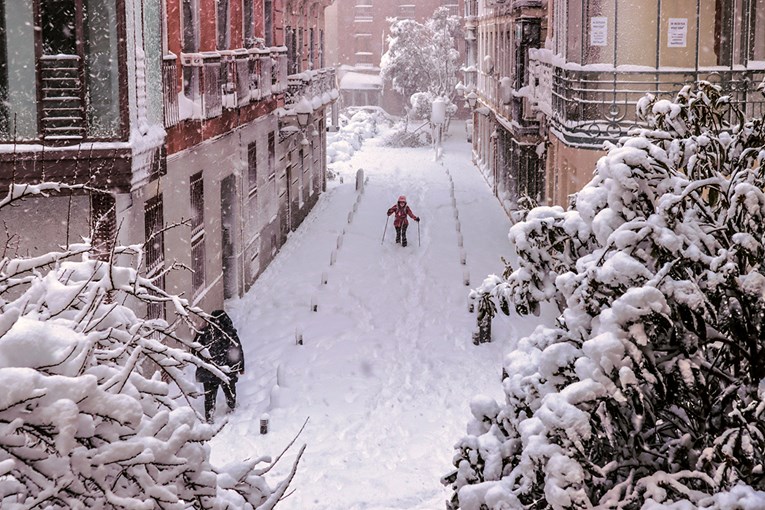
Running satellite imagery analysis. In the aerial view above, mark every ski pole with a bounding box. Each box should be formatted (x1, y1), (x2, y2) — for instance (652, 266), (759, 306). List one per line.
(381, 216), (390, 244)
(418, 220), (421, 247)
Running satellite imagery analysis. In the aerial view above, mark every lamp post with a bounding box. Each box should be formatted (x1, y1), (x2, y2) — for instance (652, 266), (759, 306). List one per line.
(466, 91), (478, 110)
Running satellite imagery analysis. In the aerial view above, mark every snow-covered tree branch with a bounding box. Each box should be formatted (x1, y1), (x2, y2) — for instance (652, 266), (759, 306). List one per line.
(448, 82), (765, 509)
(0, 184), (304, 509)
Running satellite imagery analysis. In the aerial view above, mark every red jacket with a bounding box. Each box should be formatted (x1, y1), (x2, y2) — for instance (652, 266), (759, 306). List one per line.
(387, 203), (418, 227)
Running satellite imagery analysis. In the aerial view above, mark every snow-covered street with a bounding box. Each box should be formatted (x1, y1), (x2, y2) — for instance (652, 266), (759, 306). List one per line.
(208, 123), (538, 509)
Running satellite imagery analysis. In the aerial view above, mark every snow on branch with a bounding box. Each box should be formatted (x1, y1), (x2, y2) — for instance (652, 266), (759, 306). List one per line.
(0, 184), (304, 509)
(448, 82), (765, 509)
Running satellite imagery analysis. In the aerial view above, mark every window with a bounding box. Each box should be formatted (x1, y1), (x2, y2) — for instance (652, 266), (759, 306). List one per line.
(309, 28), (315, 67)
(264, 0), (273, 47)
(398, 5), (415, 20)
(752, 0), (765, 61)
(268, 132), (275, 178)
(190, 173), (205, 293)
(182, 0), (199, 52)
(0, 0), (8, 136)
(244, 0), (255, 47)
(144, 195), (165, 319)
(248, 142), (258, 193)
(217, 0), (230, 50)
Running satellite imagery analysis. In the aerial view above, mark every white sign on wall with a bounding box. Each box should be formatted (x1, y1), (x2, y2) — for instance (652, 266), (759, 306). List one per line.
(668, 18), (688, 48)
(590, 17), (608, 47)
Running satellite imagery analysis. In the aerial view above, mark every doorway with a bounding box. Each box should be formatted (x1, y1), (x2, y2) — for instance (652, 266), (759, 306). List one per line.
(220, 174), (238, 299)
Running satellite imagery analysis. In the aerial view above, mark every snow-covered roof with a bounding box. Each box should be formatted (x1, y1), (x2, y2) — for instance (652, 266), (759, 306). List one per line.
(339, 71), (383, 91)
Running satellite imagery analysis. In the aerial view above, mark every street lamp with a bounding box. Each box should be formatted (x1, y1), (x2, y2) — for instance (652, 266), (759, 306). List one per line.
(455, 81), (466, 99)
(466, 91), (478, 109)
(294, 96), (313, 128)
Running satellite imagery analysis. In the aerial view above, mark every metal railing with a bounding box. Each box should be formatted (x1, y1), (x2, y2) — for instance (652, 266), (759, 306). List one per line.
(39, 54), (86, 141)
(162, 55), (180, 127)
(526, 51), (765, 146)
(284, 68), (337, 108)
(167, 47), (292, 125)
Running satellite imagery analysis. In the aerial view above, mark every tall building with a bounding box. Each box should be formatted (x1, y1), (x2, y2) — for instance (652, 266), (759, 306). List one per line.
(0, 0), (337, 316)
(467, 0), (765, 212)
(325, 0), (462, 112)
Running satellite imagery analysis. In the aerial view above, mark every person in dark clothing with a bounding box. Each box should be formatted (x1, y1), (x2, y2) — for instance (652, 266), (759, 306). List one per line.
(386, 195), (420, 247)
(194, 310), (244, 423)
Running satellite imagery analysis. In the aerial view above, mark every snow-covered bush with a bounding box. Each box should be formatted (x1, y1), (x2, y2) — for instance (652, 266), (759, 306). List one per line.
(0, 184), (303, 509)
(327, 108), (395, 179)
(447, 82), (765, 509)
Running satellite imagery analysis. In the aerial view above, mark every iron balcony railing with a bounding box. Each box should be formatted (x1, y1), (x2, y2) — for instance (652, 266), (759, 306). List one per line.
(39, 54), (87, 141)
(164, 47), (292, 126)
(284, 67), (337, 108)
(162, 54), (180, 127)
(526, 51), (765, 146)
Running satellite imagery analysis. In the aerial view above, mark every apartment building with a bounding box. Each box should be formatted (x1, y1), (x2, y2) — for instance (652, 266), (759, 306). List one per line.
(0, 0), (337, 316)
(467, 0), (765, 211)
(325, 0), (462, 112)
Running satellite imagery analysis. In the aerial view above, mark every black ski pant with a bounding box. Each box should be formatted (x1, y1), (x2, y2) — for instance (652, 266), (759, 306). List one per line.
(203, 378), (237, 421)
(395, 224), (408, 245)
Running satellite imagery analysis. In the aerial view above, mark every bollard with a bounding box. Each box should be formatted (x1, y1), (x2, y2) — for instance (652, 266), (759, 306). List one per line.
(454, 209), (459, 221)
(330, 249), (337, 266)
(472, 330), (480, 346)
(295, 327), (303, 345)
(452, 197), (457, 208)
(468, 300), (475, 313)
(460, 249), (467, 265)
(321, 271), (328, 285)
(337, 235), (343, 250)
(456, 219), (461, 233)
(347, 212), (353, 224)
(478, 315), (492, 343)
(260, 413), (270, 434)
(355, 168), (365, 191)
(310, 296), (318, 312)
(463, 270), (470, 286)
(457, 233), (463, 247)
(353, 202), (358, 213)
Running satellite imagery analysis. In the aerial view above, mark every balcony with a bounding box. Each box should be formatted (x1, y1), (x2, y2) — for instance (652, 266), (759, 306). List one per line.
(527, 48), (765, 147)
(284, 68), (338, 108)
(164, 47), (290, 126)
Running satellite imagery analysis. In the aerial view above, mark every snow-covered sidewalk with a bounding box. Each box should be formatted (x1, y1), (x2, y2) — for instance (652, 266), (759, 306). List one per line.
(210, 123), (539, 509)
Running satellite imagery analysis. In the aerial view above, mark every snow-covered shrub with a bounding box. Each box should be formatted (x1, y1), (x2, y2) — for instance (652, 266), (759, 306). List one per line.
(0, 183), (303, 509)
(447, 82), (765, 509)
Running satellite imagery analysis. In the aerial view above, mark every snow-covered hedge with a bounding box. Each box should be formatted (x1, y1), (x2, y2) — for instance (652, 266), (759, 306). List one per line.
(0, 184), (302, 509)
(447, 82), (765, 509)
(327, 108), (394, 178)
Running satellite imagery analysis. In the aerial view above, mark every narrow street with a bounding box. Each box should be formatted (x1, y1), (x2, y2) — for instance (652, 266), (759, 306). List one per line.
(209, 122), (540, 509)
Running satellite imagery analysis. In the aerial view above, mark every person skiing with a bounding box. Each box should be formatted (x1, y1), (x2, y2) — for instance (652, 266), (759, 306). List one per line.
(194, 310), (244, 423)
(386, 195), (420, 247)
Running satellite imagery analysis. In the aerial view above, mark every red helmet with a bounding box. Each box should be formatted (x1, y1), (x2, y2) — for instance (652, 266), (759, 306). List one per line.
(398, 195), (406, 203)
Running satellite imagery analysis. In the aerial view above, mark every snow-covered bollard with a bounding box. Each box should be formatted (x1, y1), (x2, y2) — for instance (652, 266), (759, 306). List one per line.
(310, 296), (318, 312)
(295, 327), (303, 346)
(452, 196), (457, 208)
(477, 314), (491, 343)
(460, 249), (467, 265)
(260, 413), (270, 434)
(463, 270), (470, 286)
(355, 168), (364, 191)
(353, 202), (358, 213)
(337, 234), (343, 250)
(347, 212), (353, 224)
(471, 329), (480, 345)
(456, 219), (461, 233)
(468, 296), (475, 313)
(330, 249), (337, 266)
(454, 209), (459, 221)
(457, 233), (463, 247)
(321, 271), (328, 285)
